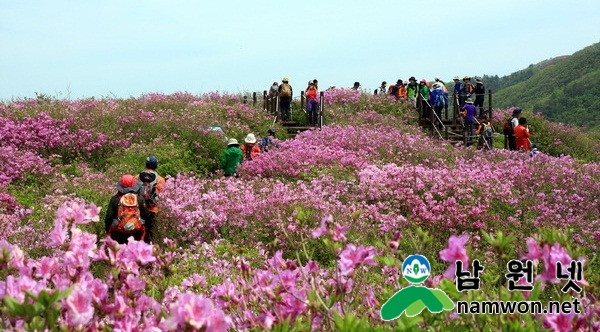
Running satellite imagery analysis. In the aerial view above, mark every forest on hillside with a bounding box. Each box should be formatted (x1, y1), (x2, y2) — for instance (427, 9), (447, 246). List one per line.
(477, 42), (600, 130)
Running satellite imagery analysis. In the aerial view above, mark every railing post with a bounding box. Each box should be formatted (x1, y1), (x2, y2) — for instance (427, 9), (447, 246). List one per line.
(416, 93), (422, 125)
(300, 91), (305, 112)
(243, 95), (247, 104)
(319, 91), (324, 129)
(253, 92), (257, 107)
(487, 89), (493, 120)
(263, 90), (268, 111)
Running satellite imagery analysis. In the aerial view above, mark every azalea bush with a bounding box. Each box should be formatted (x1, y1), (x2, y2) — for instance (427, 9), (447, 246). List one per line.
(0, 91), (599, 331)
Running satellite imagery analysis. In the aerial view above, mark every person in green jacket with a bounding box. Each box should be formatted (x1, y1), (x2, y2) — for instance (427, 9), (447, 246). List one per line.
(221, 138), (243, 177)
(406, 76), (419, 108)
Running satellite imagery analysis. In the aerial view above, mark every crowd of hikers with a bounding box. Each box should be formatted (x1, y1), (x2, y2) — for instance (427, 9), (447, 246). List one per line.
(105, 77), (536, 245)
(268, 75), (535, 153)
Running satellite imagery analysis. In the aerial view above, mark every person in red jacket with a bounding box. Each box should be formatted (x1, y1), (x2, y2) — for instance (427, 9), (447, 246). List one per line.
(240, 133), (262, 161)
(514, 117), (531, 151)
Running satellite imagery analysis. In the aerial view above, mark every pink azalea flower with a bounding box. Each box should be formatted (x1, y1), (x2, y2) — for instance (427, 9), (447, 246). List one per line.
(543, 311), (575, 332)
(538, 243), (572, 284)
(439, 235), (470, 278)
(65, 284), (94, 327)
(522, 237), (542, 264)
(311, 215), (332, 239)
(332, 223), (349, 242)
(338, 244), (377, 276)
(48, 220), (68, 247)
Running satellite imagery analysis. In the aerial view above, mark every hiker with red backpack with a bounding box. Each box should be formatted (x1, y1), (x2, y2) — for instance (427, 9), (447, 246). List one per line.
(134, 156), (165, 244)
(240, 133), (261, 162)
(105, 174), (152, 244)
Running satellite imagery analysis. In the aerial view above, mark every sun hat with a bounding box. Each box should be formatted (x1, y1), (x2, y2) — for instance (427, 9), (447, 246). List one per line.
(116, 174), (140, 194)
(282, 77), (289, 82)
(409, 76), (416, 82)
(432, 82), (442, 89)
(453, 76), (460, 80)
(463, 76), (471, 81)
(244, 133), (257, 144)
(420, 78), (427, 84)
(465, 98), (474, 104)
(512, 108), (522, 116)
(227, 138), (239, 146)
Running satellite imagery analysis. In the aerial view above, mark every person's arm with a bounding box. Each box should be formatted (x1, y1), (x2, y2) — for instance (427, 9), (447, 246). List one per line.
(104, 196), (117, 232)
(138, 195), (151, 229)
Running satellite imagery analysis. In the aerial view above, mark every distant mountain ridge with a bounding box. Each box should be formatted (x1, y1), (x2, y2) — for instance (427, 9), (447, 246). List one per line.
(482, 42), (600, 130)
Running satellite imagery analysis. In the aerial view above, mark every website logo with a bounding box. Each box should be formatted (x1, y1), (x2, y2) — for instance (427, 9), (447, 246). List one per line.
(380, 255), (454, 321)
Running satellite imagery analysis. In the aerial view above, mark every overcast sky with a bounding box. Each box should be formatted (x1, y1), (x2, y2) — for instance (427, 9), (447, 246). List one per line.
(1, 0), (598, 100)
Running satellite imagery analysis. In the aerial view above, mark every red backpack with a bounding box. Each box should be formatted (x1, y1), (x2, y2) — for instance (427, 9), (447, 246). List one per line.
(110, 193), (146, 238)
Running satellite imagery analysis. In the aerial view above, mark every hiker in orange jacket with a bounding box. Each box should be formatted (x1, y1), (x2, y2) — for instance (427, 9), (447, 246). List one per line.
(134, 156), (166, 243)
(514, 117), (531, 151)
(240, 133), (262, 161)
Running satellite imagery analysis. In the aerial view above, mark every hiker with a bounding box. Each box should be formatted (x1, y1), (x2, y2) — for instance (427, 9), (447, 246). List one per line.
(473, 77), (486, 117)
(390, 80), (406, 101)
(305, 82), (320, 126)
(461, 98), (477, 145)
(434, 77), (449, 116)
(459, 76), (474, 107)
(406, 76), (419, 107)
(351, 82), (360, 90)
(430, 82), (447, 125)
(514, 117), (531, 151)
(475, 114), (495, 150)
(240, 133), (262, 161)
(530, 143), (539, 158)
(268, 82), (279, 98)
(419, 79), (431, 119)
(221, 138), (243, 177)
(134, 156), (166, 244)
(278, 77), (293, 121)
(503, 108), (521, 150)
(375, 81), (387, 95)
(259, 128), (278, 152)
(452, 76), (462, 107)
(105, 174), (151, 245)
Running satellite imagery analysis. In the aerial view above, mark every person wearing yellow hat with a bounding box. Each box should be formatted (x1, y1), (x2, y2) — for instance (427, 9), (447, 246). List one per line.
(278, 77), (293, 121)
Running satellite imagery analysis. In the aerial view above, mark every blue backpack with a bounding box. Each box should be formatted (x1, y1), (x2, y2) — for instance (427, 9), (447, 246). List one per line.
(483, 122), (494, 138)
(434, 91), (446, 107)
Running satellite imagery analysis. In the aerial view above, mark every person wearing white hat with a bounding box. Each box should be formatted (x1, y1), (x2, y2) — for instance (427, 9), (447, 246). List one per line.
(221, 138), (243, 177)
(240, 133), (262, 162)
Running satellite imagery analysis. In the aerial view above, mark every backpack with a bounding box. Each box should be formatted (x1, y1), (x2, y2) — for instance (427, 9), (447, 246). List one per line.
(280, 84), (292, 97)
(434, 91), (445, 107)
(244, 143), (254, 161)
(112, 193), (145, 235)
(502, 117), (515, 135)
(483, 122), (494, 138)
(137, 171), (158, 205)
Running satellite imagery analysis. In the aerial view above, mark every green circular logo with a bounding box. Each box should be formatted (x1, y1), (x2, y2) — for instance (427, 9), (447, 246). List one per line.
(402, 255), (431, 284)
